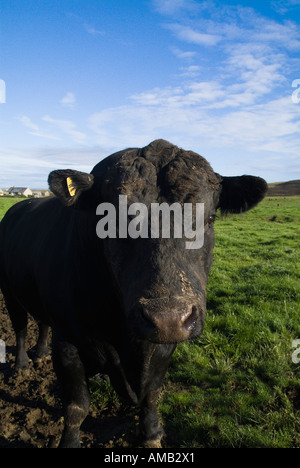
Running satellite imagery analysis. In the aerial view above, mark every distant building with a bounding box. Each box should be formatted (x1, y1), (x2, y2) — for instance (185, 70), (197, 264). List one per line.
(8, 186), (33, 197)
(32, 189), (51, 198)
(6, 187), (50, 198)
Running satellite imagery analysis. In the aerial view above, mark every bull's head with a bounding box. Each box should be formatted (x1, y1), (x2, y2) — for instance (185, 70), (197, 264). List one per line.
(48, 140), (267, 344)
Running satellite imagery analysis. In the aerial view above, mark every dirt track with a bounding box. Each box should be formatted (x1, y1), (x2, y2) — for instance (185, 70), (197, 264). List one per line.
(0, 291), (138, 448)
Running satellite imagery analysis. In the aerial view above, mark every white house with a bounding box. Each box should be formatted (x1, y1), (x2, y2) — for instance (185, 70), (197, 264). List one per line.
(8, 186), (33, 197)
(32, 189), (51, 198)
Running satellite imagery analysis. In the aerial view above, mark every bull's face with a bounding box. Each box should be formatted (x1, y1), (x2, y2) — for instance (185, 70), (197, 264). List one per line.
(97, 210), (217, 344)
(48, 140), (267, 344)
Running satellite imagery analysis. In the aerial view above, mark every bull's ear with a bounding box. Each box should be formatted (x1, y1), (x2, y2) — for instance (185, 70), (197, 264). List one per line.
(48, 169), (94, 206)
(217, 175), (268, 214)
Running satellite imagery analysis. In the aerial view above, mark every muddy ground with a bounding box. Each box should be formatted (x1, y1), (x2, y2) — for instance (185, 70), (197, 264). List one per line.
(0, 291), (142, 448)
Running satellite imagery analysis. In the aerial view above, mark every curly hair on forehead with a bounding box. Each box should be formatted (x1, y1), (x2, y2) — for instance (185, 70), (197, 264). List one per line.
(90, 139), (222, 209)
(101, 139), (220, 203)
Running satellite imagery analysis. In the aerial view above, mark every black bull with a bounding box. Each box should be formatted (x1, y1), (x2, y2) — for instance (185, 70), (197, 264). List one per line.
(0, 140), (267, 447)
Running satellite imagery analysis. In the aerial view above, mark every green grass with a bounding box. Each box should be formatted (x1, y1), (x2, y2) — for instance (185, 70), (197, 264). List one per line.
(0, 197), (23, 220)
(161, 197), (300, 448)
(1, 196), (299, 447)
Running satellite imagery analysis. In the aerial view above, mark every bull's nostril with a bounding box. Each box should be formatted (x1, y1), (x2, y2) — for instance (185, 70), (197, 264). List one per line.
(141, 307), (156, 331)
(182, 306), (199, 331)
(135, 303), (200, 343)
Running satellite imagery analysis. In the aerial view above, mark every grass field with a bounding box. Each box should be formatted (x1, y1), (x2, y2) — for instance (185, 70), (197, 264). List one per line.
(0, 196), (299, 447)
(0, 197), (23, 220)
(161, 196), (300, 448)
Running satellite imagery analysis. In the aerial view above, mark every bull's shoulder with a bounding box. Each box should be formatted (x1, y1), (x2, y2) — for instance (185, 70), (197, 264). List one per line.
(1, 197), (56, 223)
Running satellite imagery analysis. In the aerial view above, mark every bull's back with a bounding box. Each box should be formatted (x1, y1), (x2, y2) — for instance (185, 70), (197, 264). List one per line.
(0, 197), (77, 320)
(0, 197), (118, 336)
(0, 197), (67, 271)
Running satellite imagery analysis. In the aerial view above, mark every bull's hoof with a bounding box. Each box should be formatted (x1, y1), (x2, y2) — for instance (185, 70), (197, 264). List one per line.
(140, 428), (165, 449)
(58, 428), (82, 448)
(15, 358), (30, 371)
(143, 438), (163, 448)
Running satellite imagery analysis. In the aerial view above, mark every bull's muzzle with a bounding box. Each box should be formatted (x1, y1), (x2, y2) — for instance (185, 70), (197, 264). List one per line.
(132, 302), (203, 343)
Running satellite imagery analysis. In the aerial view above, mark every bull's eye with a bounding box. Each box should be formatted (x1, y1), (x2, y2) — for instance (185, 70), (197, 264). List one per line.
(208, 214), (217, 225)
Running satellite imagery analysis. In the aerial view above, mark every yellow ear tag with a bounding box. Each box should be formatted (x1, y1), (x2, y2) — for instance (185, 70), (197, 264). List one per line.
(66, 177), (77, 197)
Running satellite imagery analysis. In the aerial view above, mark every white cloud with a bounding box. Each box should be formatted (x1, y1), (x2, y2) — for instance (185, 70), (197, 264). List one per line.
(0, 145), (107, 188)
(87, 74), (300, 178)
(19, 115), (61, 140)
(61, 92), (76, 108)
(141, 0), (299, 179)
(208, 52), (287, 109)
(152, 0), (201, 15)
(206, 97), (300, 149)
(0, 147), (60, 187)
(165, 24), (222, 46)
(253, 20), (300, 50)
(179, 65), (201, 78)
(171, 47), (197, 59)
(184, 81), (225, 104)
(5, 1), (300, 187)
(18, 113), (86, 143)
(272, 0), (300, 14)
(83, 23), (105, 36)
(68, 13), (105, 37)
(159, 2), (300, 52)
(42, 115), (86, 142)
(19, 115), (39, 132)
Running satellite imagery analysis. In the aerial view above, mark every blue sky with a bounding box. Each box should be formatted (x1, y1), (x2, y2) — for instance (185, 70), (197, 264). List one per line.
(0, 0), (300, 188)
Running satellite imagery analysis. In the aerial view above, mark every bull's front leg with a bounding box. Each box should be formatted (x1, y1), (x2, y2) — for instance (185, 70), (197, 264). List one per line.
(138, 343), (176, 448)
(35, 322), (50, 360)
(139, 388), (165, 448)
(52, 336), (91, 448)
